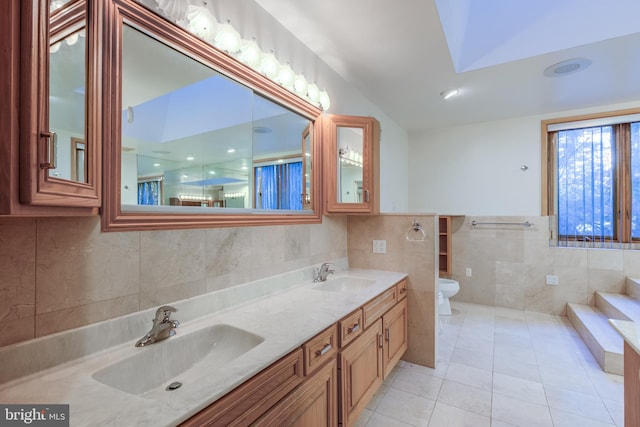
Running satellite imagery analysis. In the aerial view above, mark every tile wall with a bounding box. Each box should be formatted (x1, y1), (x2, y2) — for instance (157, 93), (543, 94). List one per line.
(347, 214), (438, 368)
(0, 215), (348, 348)
(450, 215), (640, 314)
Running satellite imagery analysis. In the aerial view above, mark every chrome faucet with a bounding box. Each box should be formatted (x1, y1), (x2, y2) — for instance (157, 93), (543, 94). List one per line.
(135, 305), (180, 347)
(313, 263), (335, 282)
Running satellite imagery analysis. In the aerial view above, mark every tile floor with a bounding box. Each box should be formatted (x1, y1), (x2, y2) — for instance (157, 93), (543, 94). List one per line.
(355, 301), (624, 427)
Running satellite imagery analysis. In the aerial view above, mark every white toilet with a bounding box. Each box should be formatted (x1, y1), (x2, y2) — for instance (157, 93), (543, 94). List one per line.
(438, 278), (460, 315)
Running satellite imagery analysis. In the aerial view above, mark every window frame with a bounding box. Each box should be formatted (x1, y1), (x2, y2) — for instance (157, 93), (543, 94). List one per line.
(542, 107), (640, 245)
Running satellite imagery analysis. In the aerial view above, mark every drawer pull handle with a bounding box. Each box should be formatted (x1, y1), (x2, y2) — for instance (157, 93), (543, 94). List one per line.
(315, 344), (332, 357)
(385, 328), (390, 341)
(348, 324), (360, 334)
(378, 334), (384, 348)
(399, 287), (407, 294)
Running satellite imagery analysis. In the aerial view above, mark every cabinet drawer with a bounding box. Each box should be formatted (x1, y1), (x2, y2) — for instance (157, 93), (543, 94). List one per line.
(362, 287), (397, 330)
(396, 278), (408, 301)
(304, 324), (338, 376)
(339, 309), (364, 348)
(180, 348), (303, 427)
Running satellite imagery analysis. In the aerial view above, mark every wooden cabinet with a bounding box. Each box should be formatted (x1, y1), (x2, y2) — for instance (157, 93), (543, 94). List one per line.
(624, 342), (640, 427)
(180, 349), (304, 427)
(323, 114), (380, 215)
(339, 280), (409, 426)
(439, 216), (452, 276)
(255, 359), (337, 427)
(0, 0), (101, 216)
(383, 298), (408, 378)
(339, 318), (384, 426)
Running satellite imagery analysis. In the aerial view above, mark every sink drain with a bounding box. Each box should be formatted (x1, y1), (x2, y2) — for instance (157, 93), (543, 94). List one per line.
(166, 381), (182, 391)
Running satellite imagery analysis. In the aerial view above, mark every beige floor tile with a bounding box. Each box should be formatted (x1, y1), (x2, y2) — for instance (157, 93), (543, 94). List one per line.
(492, 372), (547, 406)
(549, 408), (616, 427)
(450, 347), (494, 371)
(601, 398), (624, 426)
(428, 402), (490, 427)
(493, 355), (541, 382)
(544, 386), (614, 424)
(491, 393), (554, 426)
(391, 367), (443, 401)
(365, 412), (415, 427)
(437, 379), (492, 418)
(374, 388), (435, 426)
(444, 361), (493, 391)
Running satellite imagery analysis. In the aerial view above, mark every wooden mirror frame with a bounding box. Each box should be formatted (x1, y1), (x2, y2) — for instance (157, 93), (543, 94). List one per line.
(100, 0), (323, 231)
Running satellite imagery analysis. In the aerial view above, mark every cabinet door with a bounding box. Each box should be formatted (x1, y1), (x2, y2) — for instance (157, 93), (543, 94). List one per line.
(339, 318), (383, 426)
(323, 114), (380, 214)
(383, 298), (408, 378)
(18, 0), (100, 209)
(254, 358), (337, 427)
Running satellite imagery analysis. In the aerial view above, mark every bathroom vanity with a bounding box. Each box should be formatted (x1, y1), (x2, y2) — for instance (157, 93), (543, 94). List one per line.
(0, 267), (407, 426)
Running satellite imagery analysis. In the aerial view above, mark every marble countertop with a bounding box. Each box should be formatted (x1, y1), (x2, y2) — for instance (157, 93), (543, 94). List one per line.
(610, 318), (640, 355)
(0, 268), (407, 427)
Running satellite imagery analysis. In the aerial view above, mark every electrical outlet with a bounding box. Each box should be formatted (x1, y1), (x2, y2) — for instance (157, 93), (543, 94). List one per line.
(372, 240), (386, 254)
(546, 275), (559, 286)
(465, 267), (472, 277)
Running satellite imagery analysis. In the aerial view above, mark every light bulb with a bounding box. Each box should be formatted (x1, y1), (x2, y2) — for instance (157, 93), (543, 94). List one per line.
(319, 89), (331, 111)
(260, 51), (280, 80)
(157, 0), (188, 22)
(185, 5), (217, 42)
(214, 21), (241, 53)
(50, 42), (61, 53)
(277, 63), (294, 89)
(293, 74), (308, 97)
(239, 38), (262, 69)
(307, 83), (320, 104)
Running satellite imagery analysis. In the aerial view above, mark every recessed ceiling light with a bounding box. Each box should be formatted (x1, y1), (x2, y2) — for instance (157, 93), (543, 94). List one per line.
(153, 163), (160, 167)
(227, 148), (236, 153)
(186, 156), (195, 161)
(544, 58), (591, 77)
(440, 89), (459, 100)
(209, 170), (216, 175)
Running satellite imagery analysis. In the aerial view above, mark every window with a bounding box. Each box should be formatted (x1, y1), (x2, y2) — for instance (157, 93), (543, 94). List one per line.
(543, 109), (640, 247)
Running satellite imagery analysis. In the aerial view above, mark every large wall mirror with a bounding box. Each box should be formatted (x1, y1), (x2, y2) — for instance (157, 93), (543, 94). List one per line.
(102, 1), (322, 230)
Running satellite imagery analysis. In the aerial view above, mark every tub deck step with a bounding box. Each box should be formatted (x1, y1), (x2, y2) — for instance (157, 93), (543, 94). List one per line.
(566, 303), (623, 375)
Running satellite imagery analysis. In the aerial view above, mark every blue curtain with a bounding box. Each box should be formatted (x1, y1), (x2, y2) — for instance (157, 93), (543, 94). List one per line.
(280, 162), (302, 210)
(256, 162), (302, 210)
(138, 181), (160, 205)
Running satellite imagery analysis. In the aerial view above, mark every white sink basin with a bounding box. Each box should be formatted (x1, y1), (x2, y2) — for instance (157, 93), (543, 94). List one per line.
(92, 324), (263, 395)
(313, 276), (376, 292)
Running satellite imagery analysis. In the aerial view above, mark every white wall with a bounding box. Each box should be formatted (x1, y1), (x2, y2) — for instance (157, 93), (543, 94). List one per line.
(408, 100), (640, 215)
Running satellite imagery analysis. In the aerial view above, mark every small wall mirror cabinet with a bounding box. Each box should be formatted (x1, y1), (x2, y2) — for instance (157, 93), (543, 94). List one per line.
(324, 114), (380, 215)
(8, 0), (102, 213)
